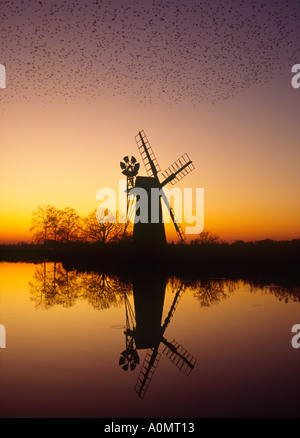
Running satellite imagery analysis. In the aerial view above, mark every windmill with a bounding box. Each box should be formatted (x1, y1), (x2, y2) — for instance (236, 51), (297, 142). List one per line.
(120, 130), (195, 244)
(118, 275), (197, 399)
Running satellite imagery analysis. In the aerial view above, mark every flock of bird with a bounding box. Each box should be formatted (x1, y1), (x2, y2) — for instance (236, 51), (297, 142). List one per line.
(0, 0), (299, 106)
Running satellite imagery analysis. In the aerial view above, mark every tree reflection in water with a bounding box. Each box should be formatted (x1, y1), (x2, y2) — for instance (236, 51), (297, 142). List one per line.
(80, 271), (130, 310)
(180, 278), (237, 308)
(29, 262), (131, 310)
(248, 282), (300, 304)
(268, 285), (300, 303)
(28, 262), (300, 402)
(181, 278), (300, 307)
(29, 263), (300, 311)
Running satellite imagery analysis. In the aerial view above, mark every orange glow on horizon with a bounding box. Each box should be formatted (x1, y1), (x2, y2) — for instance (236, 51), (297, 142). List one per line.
(1, 78), (300, 245)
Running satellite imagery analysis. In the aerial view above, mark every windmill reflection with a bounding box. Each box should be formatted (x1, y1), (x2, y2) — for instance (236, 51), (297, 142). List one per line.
(119, 274), (197, 399)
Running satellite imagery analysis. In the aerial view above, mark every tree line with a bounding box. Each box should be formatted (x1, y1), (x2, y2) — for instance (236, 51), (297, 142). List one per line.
(30, 205), (128, 245)
(29, 204), (222, 246)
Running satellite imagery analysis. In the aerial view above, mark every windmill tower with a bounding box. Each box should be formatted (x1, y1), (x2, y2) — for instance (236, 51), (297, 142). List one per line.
(120, 130), (195, 246)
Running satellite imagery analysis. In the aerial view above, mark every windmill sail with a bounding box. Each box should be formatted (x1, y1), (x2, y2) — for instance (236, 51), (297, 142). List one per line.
(134, 347), (161, 399)
(161, 339), (197, 376)
(130, 278), (197, 399)
(161, 283), (185, 330)
(160, 189), (186, 242)
(135, 130), (160, 178)
(160, 153), (194, 187)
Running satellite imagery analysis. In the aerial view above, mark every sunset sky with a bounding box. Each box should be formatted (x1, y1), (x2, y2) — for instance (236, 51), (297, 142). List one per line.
(0, 0), (299, 243)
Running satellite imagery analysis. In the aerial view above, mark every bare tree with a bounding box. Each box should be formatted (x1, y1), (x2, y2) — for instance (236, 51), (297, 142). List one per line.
(47, 206), (62, 244)
(30, 205), (54, 245)
(194, 230), (220, 245)
(81, 208), (124, 244)
(59, 206), (80, 244)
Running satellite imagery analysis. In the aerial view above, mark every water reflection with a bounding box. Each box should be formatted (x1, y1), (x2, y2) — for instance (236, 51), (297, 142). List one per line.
(29, 261), (131, 310)
(120, 274), (197, 399)
(186, 277), (300, 306)
(248, 282), (300, 304)
(0, 260), (295, 418)
(28, 262), (300, 401)
(28, 262), (300, 311)
(184, 278), (237, 308)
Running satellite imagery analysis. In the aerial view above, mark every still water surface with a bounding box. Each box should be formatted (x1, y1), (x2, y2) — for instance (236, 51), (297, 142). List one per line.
(0, 262), (299, 418)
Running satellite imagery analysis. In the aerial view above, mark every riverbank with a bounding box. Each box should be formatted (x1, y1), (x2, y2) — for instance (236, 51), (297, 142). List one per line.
(0, 239), (299, 282)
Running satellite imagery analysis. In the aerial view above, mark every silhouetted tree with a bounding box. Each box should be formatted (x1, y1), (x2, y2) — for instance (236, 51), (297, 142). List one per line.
(47, 206), (62, 244)
(59, 206), (80, 244)
(194, 230), (220, 245)
(122, 219), (134, 241)
(81, 208), (124, 244)
(30, 205), (55, 245)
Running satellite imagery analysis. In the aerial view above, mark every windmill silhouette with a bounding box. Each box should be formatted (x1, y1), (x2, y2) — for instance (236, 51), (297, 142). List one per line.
(119, 275), (197, 399)
(120, 130), (195, 245)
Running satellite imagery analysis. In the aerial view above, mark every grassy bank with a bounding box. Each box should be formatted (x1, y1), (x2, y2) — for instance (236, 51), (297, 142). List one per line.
(0, 239), (299, 282)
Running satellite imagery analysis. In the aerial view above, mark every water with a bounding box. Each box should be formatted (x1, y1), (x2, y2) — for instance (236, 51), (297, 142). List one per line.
(0, 261), (299, 418)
